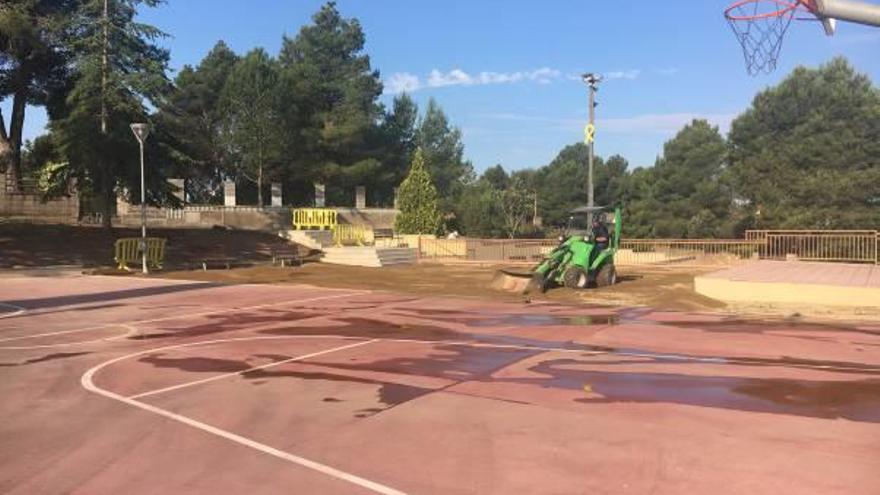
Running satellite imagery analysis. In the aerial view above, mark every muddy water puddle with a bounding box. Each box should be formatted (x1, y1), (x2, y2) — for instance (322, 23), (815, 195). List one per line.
(131, 307), (880, 423)
(402, 308), (620, 327)
(520, 358), (880, 423)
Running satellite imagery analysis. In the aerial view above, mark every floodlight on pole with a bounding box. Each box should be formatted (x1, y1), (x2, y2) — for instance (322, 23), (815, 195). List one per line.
(581, 73), (602, 227)
(130, 123), (150, 274)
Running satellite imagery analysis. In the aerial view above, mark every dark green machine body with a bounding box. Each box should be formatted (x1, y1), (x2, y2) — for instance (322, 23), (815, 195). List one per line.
(527, 207), (621, 293)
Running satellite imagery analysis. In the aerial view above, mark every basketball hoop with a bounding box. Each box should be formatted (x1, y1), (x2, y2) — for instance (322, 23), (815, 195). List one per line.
(725, 0), (820, 75)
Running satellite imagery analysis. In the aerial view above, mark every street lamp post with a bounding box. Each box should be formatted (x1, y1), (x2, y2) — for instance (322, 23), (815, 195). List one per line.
(582, 73), (602, 227)
(130, 123), (150, 274)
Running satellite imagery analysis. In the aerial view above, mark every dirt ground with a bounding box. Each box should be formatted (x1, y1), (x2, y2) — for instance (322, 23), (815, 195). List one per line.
(2, 222), (875, 322)
(156, 262), (880, 322)
(156, 262), (719, 307)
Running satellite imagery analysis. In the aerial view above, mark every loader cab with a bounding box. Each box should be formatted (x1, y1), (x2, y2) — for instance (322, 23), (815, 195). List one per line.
(566, 206), (619, 247)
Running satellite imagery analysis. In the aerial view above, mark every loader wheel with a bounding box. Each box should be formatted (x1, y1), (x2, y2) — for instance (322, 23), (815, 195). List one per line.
(595, 264), (617, 287)
(563, 266), (589, 289)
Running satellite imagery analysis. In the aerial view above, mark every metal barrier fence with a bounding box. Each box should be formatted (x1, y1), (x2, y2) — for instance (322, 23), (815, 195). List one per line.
(333, 224), (370, 246)
(417, 238), (760, 265)
(291, 208), (337, 230)
(417, 231), (879, 265)
(617, 239), (760, 265)
(745, 230), (878, 263)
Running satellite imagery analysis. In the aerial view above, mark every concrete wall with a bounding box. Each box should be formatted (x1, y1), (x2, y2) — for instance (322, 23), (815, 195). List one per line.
(115, 202), (292, 231)
(0, 172), (79, 223)
(335, 207), (398, 230)
(115, 201), (399, 233)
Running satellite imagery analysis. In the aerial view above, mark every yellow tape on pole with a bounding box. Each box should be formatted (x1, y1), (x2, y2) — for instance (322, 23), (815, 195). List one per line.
(584, 123), (595, 144)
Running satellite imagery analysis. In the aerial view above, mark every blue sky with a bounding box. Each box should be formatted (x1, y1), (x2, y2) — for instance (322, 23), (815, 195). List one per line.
(4, 0), (879, 172)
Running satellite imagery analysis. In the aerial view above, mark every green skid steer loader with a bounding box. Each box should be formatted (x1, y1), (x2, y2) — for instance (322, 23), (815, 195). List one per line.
(492, 206), (621, 294)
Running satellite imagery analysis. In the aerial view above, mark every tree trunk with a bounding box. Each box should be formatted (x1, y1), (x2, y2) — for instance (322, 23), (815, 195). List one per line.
(257, 140), (263, 208)
(5, 92), (27, 190)
(0, 109), (11, 177)
(100, 159), (113, 229)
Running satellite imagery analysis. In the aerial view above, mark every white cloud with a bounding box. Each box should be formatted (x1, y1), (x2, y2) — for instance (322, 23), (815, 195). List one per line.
(385, 72), (421, 94)
(657, 67), (679, 76)
(605, 69), (642, 80)
(384, 67), (562, 94)
(566, 69), (642, 82)
(598, 112), (735, 134)
(478, 111), (736, 134)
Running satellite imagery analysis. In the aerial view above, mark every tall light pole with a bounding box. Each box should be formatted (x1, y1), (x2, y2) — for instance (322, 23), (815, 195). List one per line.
(130, 123), (150, 274)
(582, 73), (601, 227)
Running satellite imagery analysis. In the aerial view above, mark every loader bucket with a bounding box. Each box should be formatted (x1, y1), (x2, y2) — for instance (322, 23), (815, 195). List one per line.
(491, 269), (544, 294)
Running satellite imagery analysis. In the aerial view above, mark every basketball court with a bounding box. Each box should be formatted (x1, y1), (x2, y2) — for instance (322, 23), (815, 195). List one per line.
(1, 273), (879, 494)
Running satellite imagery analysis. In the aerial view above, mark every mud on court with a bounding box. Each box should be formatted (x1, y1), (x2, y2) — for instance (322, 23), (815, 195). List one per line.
(1, 274), (879, 494)
(155, 262), (880, 321)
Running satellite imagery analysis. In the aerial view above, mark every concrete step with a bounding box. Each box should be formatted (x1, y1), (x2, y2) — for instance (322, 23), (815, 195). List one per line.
(321, 247), (417, 267)
(279, 229), (334, 250)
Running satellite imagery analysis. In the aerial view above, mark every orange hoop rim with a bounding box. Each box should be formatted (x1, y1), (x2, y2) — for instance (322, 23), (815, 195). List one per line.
(724, 0), (818, 21)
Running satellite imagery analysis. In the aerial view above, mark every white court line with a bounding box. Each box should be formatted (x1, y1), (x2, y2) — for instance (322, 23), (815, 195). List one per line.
(0, 290), (367, 343)
(83, 333), (735, 493)
(81, 335), (407, 495)
(0, 302), (26, 319)
(0, 324), (137, 351)
(129, 339), (377, 399)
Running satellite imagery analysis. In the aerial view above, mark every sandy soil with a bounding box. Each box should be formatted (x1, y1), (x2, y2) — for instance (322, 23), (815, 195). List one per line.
(154, 262), (880, 322)
(2, 222), (875, 322)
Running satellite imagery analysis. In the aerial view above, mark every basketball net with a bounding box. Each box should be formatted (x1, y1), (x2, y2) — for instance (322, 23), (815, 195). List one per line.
(725, 0), (816, 75)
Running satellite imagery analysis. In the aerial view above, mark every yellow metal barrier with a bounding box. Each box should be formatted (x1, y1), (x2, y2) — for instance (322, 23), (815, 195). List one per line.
(334, 224), (371, 246)
(291, 208), (337, 230)
(114, 237), (166, 270)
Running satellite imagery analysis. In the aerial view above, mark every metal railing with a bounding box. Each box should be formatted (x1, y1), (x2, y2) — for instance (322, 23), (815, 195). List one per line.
(417, 232), (879, 265)
(618, 239), (760, 265)
(745, 230), (878, 264)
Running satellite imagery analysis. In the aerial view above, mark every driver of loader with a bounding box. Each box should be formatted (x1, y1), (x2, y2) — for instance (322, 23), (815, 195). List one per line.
(592, 217), (609, 250)
(590, 216), (610, 268)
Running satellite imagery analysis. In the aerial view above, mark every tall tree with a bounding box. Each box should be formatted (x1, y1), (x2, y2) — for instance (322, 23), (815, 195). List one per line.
(481, 164), (509, 190)
(379, 92), (418, 196)
(154, 40), (238, 203)
(416, 98), (473, 203)
(53, 0), (170, 227)
(0, 0), (80, 188)
(728, 57), (880, 228)
(627, 119), (729, 238)
(394, 148), (440, 235)
(276, 1), (384, 203)
(219, 48), (281, 207)
(498, 176), (532, 238)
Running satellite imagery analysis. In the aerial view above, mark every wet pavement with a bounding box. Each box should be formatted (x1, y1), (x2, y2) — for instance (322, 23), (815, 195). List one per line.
(1, 274), (879, 494)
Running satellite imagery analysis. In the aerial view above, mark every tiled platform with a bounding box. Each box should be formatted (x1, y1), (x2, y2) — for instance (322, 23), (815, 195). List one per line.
(695, 261), (880, 307)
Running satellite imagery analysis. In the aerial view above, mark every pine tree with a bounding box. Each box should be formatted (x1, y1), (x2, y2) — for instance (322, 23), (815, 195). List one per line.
(219, 48), (281, 207)
(155, 41), (238, 203)
(394, 148), (441, 235)
(53, 0), (170, 227)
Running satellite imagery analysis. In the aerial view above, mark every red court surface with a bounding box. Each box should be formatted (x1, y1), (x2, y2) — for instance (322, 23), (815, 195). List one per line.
(1, 274), (879, 494)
